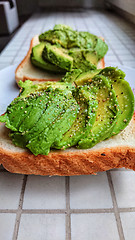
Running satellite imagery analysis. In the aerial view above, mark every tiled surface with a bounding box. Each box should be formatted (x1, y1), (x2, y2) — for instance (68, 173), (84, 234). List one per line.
(0, 213), (16, 240)
(120, 212), (135, 240)
(70, 173), (113, 209)
(71, 213), (119, 240)
(0, 10), (135, 240)
(17, 214), (65, 240)
(23, 176), (66, 209)
(0, 173), (23, 209)
(111, 171), (135, 208)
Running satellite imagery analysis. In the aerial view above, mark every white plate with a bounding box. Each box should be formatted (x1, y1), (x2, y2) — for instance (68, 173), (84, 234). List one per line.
(0, 64), (135, 115)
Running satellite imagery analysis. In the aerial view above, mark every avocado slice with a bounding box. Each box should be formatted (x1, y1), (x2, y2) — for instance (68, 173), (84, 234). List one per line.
(53, 24), (73, 31)
(74, 69), (101, 86)
(39, 29), (68, 48)
(61, 69), (82, 84)
(78, 74), (119, 148)
(18, 91), (53, 132)
(54, 87), (98, 149)
(27, 94), (79, 155)
(68, 48), (97, 71)
(0, 95), (37, 132)
(42, 44), (73, 71)
(101, 67), (134, 135)
(83, 50), (98, 65)
(11, 89), (70, 148)
(95, 38), (108, 60)
(31, 42), (64, 72)
(19, 80), (73, 97)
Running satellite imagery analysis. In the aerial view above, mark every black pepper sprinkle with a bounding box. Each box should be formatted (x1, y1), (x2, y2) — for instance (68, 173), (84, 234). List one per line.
(101, 153), (106, 156)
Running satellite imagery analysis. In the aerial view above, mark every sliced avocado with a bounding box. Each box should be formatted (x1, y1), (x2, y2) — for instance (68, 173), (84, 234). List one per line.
(68, 48), (97, 71)
(54, 87), (98, 149)
(43, 44), (73, 71)
(95, 38), (108, 60)
(27, 95), (79, 155)
(61, 69), (82, 84)
(39, 29), (68, 48)
(74, 69), (101, 86)
(11, 90), (70, 147)
(79, 31), (97, 49)
(78, 74), (119, 148)
(101, 67), (134, 135)
(18, 91), (52, 132)
(53, 24), (73, 31)
(19, 80), (73, 97)
(31, 42), (64, 72)
(83, 50), (98, 65)
(0, 95), (36, 131)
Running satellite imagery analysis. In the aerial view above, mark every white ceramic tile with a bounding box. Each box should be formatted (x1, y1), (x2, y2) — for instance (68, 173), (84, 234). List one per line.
(120, 212), (135, 240)
(111, 171), (135, 208)
(119, 55), (135, 61)
(0, 57), (14, 64)
(18, 214), (65, 240)
(0, 213), (16, 240)
(71, 213), (119, 240)
(105, 55), (118, 61)
(0, 64), (9, 70)
(70, 173), (113, 209)
(23, 176), (66, 209)
(122, 61), (135, 68)
(0, 172), (23, 209)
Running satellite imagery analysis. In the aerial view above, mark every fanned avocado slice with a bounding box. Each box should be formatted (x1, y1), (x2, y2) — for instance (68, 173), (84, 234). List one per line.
(95, 38), (108, 60)
(11, 90), (71, 148)
(39, 29), (68, 48)
(43, 44), (73, 71)
(0, 94), (40, 131)
(61, 69), (82, 84)
(53, 87), (98, 149)
(27, 94), (79, 155)
(68, 48), (97, 71)
(101, 67), (134, 135)
(18, 91), (55, 132)
(78, 74), (119, 149)
(83, 49), (98, 65)
(31, 42), (64, 72)
(74, 69), (101, 86)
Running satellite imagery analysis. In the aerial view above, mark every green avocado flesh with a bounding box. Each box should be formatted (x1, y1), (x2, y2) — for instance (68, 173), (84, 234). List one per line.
(43, 44), (73, 71)
(30, 24), (108, 72)
(0, 67), (134, 155)
(31, 42), (65, 73)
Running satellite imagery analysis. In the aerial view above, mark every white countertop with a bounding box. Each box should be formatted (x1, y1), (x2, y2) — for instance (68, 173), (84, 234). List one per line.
(0, 10), (135, 240)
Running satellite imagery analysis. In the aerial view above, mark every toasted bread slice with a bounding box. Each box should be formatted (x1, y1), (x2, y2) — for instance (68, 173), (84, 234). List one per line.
(0, 113), (135, 176)
(15, 35), (105, 85)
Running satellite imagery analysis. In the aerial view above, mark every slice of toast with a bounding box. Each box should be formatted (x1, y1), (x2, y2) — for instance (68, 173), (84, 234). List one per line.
(15, 35), (105, 85)
(0, 113), (135, 176)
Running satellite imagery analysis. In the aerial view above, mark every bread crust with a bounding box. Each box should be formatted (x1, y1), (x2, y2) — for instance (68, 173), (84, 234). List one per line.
(0, 146), (135, 176)
(15, 36), (105, 85)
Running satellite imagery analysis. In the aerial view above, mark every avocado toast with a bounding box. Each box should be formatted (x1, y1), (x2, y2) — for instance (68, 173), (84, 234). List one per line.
(15, 24), (106, 84)
(0, 67), (135, 176)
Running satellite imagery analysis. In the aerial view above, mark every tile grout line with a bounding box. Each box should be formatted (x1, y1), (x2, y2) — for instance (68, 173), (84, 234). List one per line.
(12, 175), (27, 240)
(107, 171), (125, 240)
(1, 207), (135, 214)
(65, 176), (71, 240)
